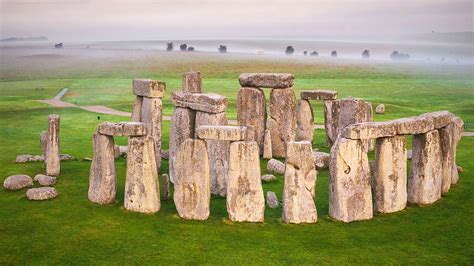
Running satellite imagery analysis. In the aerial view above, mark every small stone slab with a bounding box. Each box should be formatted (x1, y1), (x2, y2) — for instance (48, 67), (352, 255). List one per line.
(375, 104), (385, 114)
(16, 154), (75, 163)
(342, 111), (454, 140)
(34, 174), (57, 186)
(3, 174), (33, 190)
(26, 187), (58, 200)
(313, 151), (330, 169)
(196, 125), (248, 141)
(172, 91), (227, 113)
(300, 90), (338, 101)
(132, 78), (165, 98)
(261, 174), (276, 182)
(98, 122), (147, 137)
(182, 71), (202, 93)
(267, 159), (285, 174)
(239, 73), (294, 88)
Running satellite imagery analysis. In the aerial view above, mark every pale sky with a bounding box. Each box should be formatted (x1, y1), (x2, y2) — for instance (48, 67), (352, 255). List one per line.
(0, 0), (473, 41)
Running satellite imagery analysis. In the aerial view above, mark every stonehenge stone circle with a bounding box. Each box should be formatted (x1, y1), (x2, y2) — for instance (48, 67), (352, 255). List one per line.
(88, 133), (116, 204)
(45, 114), (60, 176)
(296, 99), (314, 142)
(268, 87), (297, 157)
(237, 87), (267, 152)
(182, 71), (202, 93)
(239, 73), (294, 88)
(3, 174), (33, 190)
(26, 187), (58, 201)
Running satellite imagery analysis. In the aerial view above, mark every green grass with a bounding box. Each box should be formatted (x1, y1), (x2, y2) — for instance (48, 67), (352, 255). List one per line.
(0, 52), (473, 264)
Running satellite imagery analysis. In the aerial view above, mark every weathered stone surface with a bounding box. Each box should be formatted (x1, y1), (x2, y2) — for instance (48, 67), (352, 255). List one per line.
(98, 122), (147, 137)
(40, 130), (47, 154)
(196, 125), (247, 141)
(113, 145), (127, 159)
(439, 125), (454, 194)
(300, 90), (338, 101)
(182, 71), (202, 93)
(457, 165), (464, 173)
(133, 78), (165, 98)
(261, 174), (276, 182)
(16, 154), (75, 163)
(267, 158), (285, 174)
(239, 73), (294, 88)
(296, 99), (314, 142)
(266, 191), (279, 208)
(263, 129), (272, 159)
(34, 174), (57, 186)
(313, 151), (330, 169)
(141, 97), (163, 170)
(268, 88), (296, 157)
(3, 175), (33, 190)
(161, 174), (170, 200)
(160, 150), (169, 160)
(342, 111), (454, 140)
(173, 139), (210, 220)
(131, 96), (143, 122)
(408, 130), (442, 205)
(282, 141), (317, 224)
(26, 187), (58, 200)
(407, 149), (413, 160)
(45, 114), (60, 176)
(124, 136), (160, 213)
(227, 141), (265, 222)
(195, 111), (229, 196)
(450, 117), (464, 185)
(172, 91), (227, 113)
(88, 133), (116, 204)
(372, 135), (407, 213)
(113, 145), (120, 159)
(237, 87), (267, 153)
(169, 107), (196, 183)
(375, 104), (385, 114)
(329, 137), (373, 222)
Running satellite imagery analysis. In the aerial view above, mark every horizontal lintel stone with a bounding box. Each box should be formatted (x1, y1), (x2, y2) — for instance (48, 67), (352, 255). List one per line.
(196, 125), (248, 141)
(300, 90), (338, 101)
(98, 122), (147, 136)
(133, 78), (166, 98)
(238, 73), (294, 88)
(172, 91), (227, 113)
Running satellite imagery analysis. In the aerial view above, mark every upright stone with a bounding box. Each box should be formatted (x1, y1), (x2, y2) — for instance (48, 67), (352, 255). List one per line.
(182, 71), (202, 93)
(373, 135), (407, 213)
(296, 99), (314, 142)
(88, 133), (116, 204)
(169, 107), (196, 182)
(141, 97), (163, 170)
(131, 96), (143, 122)
(329, 137), (373, 222)
(268, 88), (296, 157)
(161, 174), (170, 200)
(282, 141), (317, 224)
(263, 129), (272, 159)
(227, 141), (265, 222)
(439, 124), (454, 193)
(451, 117), (464, 185)
(45, 115), (60, 176)
(237, 87), (266, 153)
(40, 130), (47, 154)
(408, 130), (442, 205)
(124, 136), (160, 213)
(173, 139), (211, 220)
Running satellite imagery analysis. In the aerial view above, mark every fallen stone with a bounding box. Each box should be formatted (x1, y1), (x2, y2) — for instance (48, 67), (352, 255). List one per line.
(237, 87), (267, 153)
(296, 99), (314, 142)
(372, 135), (407, 213)
(34, 174), (57, 186)
(45, 114), (60, 176)
(124, 136), (160, 214)
(329, 137), (372, 222)
(3, 174), (33, 190)
(261, 174), (276, 182)
(98, 122), (147, 137)
(407, 149), (413, 160)
(141, 97), (163, 170)
(375, 104), (385, 114)
(182, 71), (202, 93)
(239, 73), (294, 88)
(282, 141), (317, 224)
(408, 130), (442, 205)
(457, 165), (464, 173)
(169, 107), (196, 183)
(88, 133), (116, 204)
(160, 150), (169, 160)
(60, 154), (75, 161)
(263, 129), (272, 159)
(26, 187), (58, 200)
(313, 151), (330, 169)
(172, 91), (227, 114)
(196, 125), (248, 141)
(266, 191), (279, 208)
(161, 174), (170, 201)
(133, 78), (165, 98)
(173, 139), (210, 220)
(267, 159), (285, 174)
(227, 141), (265, 222)
(300, 90), (338, 101)
(268, 87), (296, 157)
(16, 155), (44, 163)
(130, 96), (143, 122)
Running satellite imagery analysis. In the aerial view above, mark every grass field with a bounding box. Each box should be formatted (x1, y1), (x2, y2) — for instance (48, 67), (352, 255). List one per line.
(0, 50), (473, 264)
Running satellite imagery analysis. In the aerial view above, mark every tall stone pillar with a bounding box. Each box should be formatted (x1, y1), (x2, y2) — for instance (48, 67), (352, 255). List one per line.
(88, 133), (116, 204)
(237, 87), (267, 154)
(45, 114), (60, 176)
(268, 88), (296, 157)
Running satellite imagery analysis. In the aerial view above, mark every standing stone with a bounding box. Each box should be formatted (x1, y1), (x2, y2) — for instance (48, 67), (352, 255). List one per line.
(227, 141), (265, 222)
(263, 129), (272, 159)
(124, 136), (160, 213)
(131, 96), (143, 122)
(40, 130), (47, 154)
(450, 117), (464, 185)
(266, 191), (279, 209)
(329, 137), (373, 222)
(195, 111), (229, 196)
(296, 99), (314, 142)
(408, 130), (442, 205)
(169, 107), (196, 183)
(365, 102), (375, 151)
(439, 124), (454, 193)
(88, 133), (116, 204)
(141, 97), (163, 170)
(372, 135), (407, 213)
(237, 87), (266, 154)
(268, 88), (296, 157)
(161, 174), (170, 200)
(282, 141), (317, 224)
(182, 71), (202, 93)
(45, 114), (60, 176)
(173, 139), (210, 220)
